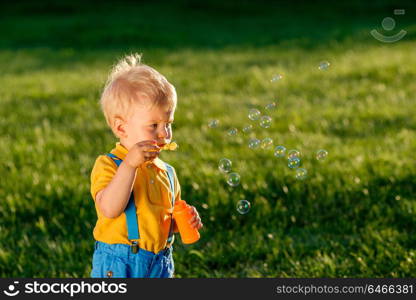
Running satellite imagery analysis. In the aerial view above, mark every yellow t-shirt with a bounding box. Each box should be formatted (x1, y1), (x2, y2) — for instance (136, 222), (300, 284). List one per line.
(90, 142), (181, 253)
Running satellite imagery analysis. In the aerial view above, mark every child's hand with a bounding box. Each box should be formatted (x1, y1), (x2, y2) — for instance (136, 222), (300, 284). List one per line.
(188, 206), (203, 230)
(124, 140), (160, 168)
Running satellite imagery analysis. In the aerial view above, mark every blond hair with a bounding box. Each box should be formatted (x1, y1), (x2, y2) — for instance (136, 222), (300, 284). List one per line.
(99, 53), (177, 131)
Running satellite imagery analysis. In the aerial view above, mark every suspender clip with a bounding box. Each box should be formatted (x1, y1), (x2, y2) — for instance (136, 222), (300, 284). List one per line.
(131, 241), (138, 254)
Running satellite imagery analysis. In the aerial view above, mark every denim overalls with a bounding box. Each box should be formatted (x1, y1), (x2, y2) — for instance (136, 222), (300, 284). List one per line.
(90, 153), (176, 278)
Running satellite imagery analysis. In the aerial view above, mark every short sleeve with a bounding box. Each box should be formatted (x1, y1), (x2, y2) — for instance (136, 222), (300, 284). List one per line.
(90, 155), (117, 202)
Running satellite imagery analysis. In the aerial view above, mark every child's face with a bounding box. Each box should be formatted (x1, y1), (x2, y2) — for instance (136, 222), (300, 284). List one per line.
(116, 101), (175, 150)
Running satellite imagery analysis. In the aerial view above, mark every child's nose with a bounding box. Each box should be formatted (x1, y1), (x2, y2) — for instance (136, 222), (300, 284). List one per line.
(158, 127), (170, 139)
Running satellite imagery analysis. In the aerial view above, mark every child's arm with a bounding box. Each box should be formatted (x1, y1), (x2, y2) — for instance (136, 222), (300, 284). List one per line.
(96, 162), (137, 218)
(96, 140), (161, 218)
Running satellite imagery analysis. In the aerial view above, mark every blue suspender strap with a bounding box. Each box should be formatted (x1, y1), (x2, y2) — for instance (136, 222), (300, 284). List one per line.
(125, 195), (140, 240)
(105, 154), (140, 243)
(165, 163), (176, 245)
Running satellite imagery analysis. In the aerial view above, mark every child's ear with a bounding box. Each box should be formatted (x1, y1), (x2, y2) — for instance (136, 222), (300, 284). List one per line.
(113, 117), (127, 138)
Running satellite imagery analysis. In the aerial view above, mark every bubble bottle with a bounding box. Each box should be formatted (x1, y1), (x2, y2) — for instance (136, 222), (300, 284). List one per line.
(173, 200), (200, 244)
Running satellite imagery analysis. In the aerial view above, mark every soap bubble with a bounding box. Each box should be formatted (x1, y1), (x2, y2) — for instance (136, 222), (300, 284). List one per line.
(287, 149), (301, 159)
(208, 119), (219, 128)
(271, 74), (283, 82)
(242, 124), (253, 133)
(295, 168), (308, 180)
(259, 115), (272, 128)
(236, 200), (251, 214)
(261, 137), (273, 149)
(227, 128), (238, 136)
(227, 172), (240, 187)
(316, 149), (328, 161)
(248, 109), (261, 121)
(318, 61), (330, 70)
(218, 158), (232, 173)
(288, 157), (301, 169)
(265, 102), (277, 111)
(274, 145), (286, 157)
(248, 138), (261, 149)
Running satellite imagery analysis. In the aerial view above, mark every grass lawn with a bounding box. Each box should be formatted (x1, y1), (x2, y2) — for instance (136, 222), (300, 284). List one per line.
(0, 0), (416, 277)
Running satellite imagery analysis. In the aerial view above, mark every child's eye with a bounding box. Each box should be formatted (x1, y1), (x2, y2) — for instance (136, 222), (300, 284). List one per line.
(150, 124), (158, 129)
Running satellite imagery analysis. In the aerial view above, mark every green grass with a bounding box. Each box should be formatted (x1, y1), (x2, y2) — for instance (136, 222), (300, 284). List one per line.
(1, 0), (416, 277)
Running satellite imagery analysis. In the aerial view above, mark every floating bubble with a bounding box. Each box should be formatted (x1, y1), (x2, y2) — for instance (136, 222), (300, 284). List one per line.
(242, 124), (253, 133)
(236, 200), (251, 214)
(218, 158), (232, 173)
(274, 145), (286, 157)
(227, 128), (238, 136)
(248, 109), (261, 121)
(316, 149), (328, 161)
(287, 149), (301, 159)
(227, 172), (240, 187)
(288, 157), (301, 169)
(208, 119), (219, 128)
(318, 61), (330, 70)
(259, 115), (272, 128)
(271, 74), (283, 82)
(261, 137), (273, 149)
(248, 138), (261, 149)
(265, 102), (277, 111)
(295, 168), (308, 180)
